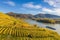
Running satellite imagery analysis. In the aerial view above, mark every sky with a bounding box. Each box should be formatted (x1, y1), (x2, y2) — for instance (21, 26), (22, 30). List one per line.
(0, 0), (60, 16)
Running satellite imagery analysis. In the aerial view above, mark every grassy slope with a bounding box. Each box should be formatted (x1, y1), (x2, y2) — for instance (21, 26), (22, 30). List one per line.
(0, 12), (60, 40)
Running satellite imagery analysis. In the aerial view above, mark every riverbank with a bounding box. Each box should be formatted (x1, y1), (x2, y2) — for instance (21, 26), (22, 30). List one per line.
(24, 19), (60, 34)
(32, 18), (60, 24)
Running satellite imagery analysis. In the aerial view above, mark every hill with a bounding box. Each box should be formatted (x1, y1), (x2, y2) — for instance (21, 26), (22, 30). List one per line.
(7, 12), (60, 19)
(7, 12), (34, 19)
(34, 14), (60, 18)
(0, 12), (60, 40)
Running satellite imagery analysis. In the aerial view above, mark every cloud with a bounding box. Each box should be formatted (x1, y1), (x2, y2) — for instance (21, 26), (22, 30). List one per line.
(42, 7), (60, 16)
(42, 8), (54, 12)
(44, 0), (60, 8)
(22, 2), (41, 9)
(3, 1), (15, 6)
(43, 0), (60, 16)
(53, 8), (60, 15)
(22, 1), (60, 16)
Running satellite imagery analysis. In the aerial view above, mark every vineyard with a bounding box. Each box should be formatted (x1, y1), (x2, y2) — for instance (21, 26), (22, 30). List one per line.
(0, 27), (59, 40)
(0, 12), (60, 40)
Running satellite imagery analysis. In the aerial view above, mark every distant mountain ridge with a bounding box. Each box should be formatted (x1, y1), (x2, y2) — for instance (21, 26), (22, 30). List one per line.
(6, 12), (60, 18)
(34, 14), (60, 18)
(7, 12), (35, 19)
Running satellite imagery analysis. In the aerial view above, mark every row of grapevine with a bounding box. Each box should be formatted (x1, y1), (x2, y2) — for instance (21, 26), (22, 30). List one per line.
(0, 26), (59, 40)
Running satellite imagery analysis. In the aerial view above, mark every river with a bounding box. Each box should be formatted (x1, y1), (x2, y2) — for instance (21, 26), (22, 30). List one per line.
(25, 19), (60, 34)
